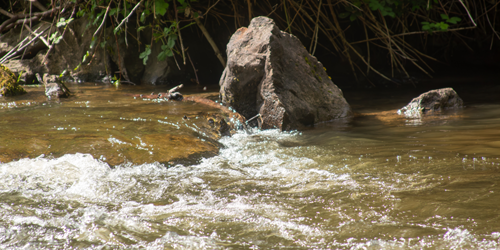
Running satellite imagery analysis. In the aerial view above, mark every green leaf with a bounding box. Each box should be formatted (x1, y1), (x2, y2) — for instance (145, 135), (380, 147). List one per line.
(440, 14), (449, 20)
(438, 22), (449, 31)
(155, 0), (169, 16)
(137, 26), (147, 32)
(139, 45), (151, 65)
(381, 6), (395, 17)
(349, 14), (358, 22)
(100, 41), (106, 48)
(139, 46), (151, 59)
(166, 49), (173, 57)
(157, 50), (167, 61)
(57, 17), (68, 27)
(153, 32), (163, 40)
(447, 16), (461, 24)
(421, 22), (431, 31)
(163, 27), (171, 36)
(110, 8), (117, 16)
(49, 32), (63, 44)
(368, 0), (383, 11)
(167, 34), (177, 48)
(140, 12), (146, 23)
(77, 9), (85, 18)
(338, 12), (350, 19)
(82, 51), (90, 62)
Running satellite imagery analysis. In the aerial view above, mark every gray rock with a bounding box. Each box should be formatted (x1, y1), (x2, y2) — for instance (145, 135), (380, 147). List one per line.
(219, 16), (351, 130)
(398, 87), (463, 118)
(36, 73), (70, 99)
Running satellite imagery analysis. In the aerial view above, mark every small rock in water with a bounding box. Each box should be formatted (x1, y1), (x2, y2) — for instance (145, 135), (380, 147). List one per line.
(398, 87), (463, 118)
(169, 92), (183, 101)
(37, 73), (70, 99)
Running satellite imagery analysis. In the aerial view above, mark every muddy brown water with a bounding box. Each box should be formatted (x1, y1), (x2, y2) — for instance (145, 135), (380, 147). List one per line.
(1, 80), (500, 249)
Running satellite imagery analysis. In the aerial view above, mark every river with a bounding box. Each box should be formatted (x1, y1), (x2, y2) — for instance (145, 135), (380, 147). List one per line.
(1, 80), (500, 249)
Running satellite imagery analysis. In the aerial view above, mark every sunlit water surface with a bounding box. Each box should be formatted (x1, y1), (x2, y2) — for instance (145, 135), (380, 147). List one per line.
(1, 83), (500, 249)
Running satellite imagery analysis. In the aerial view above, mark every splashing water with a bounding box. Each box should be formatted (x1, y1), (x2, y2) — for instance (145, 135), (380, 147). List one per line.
(1, 83), (500, 249)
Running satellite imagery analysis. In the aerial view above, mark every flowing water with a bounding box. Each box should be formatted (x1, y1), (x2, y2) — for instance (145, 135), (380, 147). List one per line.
(1, 81), (500, 249)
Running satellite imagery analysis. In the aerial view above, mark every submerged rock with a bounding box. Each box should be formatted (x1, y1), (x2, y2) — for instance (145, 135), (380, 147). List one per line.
(0, 64), (26, 96)
(36, 73), (70, 99)
(398, 88), (463, 118)
(219, 16), (351, 131)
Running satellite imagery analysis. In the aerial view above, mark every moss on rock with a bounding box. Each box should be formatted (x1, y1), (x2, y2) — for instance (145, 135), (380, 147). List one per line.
(0, 64), (27, 96)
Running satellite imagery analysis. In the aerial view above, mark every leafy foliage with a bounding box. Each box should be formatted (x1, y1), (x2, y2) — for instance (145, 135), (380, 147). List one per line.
(78, 0), (197, 68)
(155, 0), (169, 16)
(339, 0), (442, 20)
(421, 14), (462, 33)
(139, 45), (151, 65)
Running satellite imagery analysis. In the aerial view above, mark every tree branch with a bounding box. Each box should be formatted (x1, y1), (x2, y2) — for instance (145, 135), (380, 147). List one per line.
(0, 8), (14, 18)
(32, 0), (48, 12)
(0, 6), (64, 33)
(114, 0), (143, 33)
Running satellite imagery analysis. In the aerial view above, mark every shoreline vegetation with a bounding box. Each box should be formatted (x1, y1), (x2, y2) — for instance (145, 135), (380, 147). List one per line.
(0, 0), (498, 88)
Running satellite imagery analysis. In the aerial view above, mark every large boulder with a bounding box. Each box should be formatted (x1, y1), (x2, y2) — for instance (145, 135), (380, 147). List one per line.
(398, 87), (463, 118)
(219, 16), (351, 130)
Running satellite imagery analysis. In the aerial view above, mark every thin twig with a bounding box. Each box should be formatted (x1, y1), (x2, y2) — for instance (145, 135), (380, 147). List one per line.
(0, 8), (14, 18)
(0, 5), (64, 33)
(187, 51), (199, 84)
(194, 16), (226, 67)
(32, 0), (48, 12)
(94, 0), (112, 37)
(23, 24), (50, 48)
(173, 0), (186, 65)
(350, 26), (477, 45)
(202, 0), (221, 17)
(0, 26), (48, 64)
(309, 0), (322, 55)
(458, 0), (477, 27)
(114, 0), (143, 33)
(247, 0), (252, 23)
(484, 4), (500, 42)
